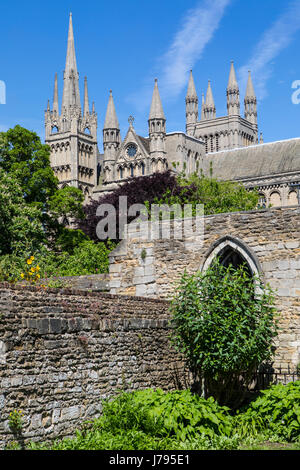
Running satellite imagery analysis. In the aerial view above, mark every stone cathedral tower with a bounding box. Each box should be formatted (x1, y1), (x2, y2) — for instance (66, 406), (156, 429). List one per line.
(185, 62), (258, 152)
(45, 13), (98, 199)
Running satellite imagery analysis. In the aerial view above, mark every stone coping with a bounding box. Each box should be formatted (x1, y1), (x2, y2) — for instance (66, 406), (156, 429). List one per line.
(0, 282), (169, 305)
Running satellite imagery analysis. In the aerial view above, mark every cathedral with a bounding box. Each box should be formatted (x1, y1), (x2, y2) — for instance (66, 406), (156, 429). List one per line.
(45, 14), (300, 208)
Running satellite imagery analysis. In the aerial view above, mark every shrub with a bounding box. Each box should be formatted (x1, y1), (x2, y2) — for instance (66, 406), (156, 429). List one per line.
(170, 259), (278, 407)
(97, 389), (233, 440)
(236, 381), (300, 442)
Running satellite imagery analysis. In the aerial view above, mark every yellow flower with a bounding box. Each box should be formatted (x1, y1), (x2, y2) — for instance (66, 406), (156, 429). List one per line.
(30, 256), (34, 261)
(37, 274), (40, 279)
(20, 273), (24, 279)
(31, 267), (36, 273)
(27, 259), (33, 265)
(36, 266), (40, 272)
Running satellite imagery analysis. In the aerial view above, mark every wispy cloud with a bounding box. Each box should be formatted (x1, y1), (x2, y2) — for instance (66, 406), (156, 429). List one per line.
(238, 0), (300, 101)
(128, 0), (231, 113)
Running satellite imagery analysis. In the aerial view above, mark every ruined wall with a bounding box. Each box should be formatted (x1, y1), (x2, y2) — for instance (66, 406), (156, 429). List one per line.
(109, 207), (300, 372)
(0, 284), (186, 448)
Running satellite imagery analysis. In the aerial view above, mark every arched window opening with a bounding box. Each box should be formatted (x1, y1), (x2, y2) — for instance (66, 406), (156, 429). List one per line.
(201, 237), (262, 295)
(51, 126), (58, 134)
(84, 127), (91, 135)
(217, 245), (252, 278)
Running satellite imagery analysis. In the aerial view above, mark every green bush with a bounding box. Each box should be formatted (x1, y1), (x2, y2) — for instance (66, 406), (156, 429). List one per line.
(26, 386), (300, 450)
(97, 389), (233, 440)
(0, 238), (116, 282)
(170, 260), (278, 407)
(236, 381), (300, 441)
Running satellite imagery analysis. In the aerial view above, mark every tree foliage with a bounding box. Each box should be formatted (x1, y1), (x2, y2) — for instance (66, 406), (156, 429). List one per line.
(170, 259), (278, 407)
(0, 169), (45, 256)
(0, 126), (85, 255)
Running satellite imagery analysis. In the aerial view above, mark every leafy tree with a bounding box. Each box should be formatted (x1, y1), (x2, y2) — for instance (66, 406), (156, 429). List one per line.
(0, 169), (45, 256)
(155, 170), (259, 215)
(0, 125), (58, 208)
(0, 125), (85, 247)
(170, 259), (278, 408)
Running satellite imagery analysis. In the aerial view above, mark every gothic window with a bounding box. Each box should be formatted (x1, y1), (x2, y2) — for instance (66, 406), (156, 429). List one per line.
(216, 134), (219, 152)
(51, 126), (58, 134)
(130, 165), (134, 177)
(141, 162), (145, 175)
(210, 135), (214, 153)
(84, 127), (91, 135)
(119, 167), (123, 179)
(201, 237), (262, 293)
(205, 136), (208, 153)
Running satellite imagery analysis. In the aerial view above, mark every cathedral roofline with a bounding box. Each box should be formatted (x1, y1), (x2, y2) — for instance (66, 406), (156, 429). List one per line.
(207, 136), (300, 156)
(165, 131), (204, 143)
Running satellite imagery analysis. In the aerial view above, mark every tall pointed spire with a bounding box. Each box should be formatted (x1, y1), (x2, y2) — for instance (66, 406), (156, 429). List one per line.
(104, 90), (119, 129)
(149, 78), (165, 120)
(203, 80), (216, 119)
(245, 70), (256, 99)
(244, 70), (257, 126)
(228, 61), (238, 90)
(83, 76), (89, 116)
(185, 70), (198, 133)
(103, 90), (120, 167)
(186, 70), (197, 99)
(227, 61), (240, 116)
(148, 78), (166, 160)
(53, 73), (59, 114)
(206, 80), (215, 107)
(62, 13), (81, 112)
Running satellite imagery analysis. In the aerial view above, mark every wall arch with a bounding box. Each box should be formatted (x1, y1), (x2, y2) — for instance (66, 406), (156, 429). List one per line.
(201, 236), (262, 280)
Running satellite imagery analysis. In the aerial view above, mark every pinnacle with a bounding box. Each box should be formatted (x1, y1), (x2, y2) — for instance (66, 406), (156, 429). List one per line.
(205, 80), (215, 108)
(149, 78), (165, 121)
(186, 70), (197, 99)
(104, 90), (119, 129)
(245, 70), (256, 99)
(227, 61), (239, 90)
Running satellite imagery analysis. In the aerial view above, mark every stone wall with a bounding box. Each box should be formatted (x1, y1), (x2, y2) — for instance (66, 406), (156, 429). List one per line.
(0, 284), (186, 448)
(109, 207), (300, 372)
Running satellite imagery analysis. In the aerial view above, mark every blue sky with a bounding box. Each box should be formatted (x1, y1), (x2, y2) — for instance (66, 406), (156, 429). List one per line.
(1, 0), (300, 146)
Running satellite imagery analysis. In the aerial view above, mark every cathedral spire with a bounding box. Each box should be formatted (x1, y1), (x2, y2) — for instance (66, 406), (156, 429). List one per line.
(84, 76), (89, 116)
(53, 73), (59, 114)
(245, 70), (256, 98)
(149, 78), (165, 121)
(186, 70), (197, 99)
(185, 70), (198, 132)
(148, 79), (166, 160)
(244, 70), (257, 126)
(203, 80), (216, 119)
(104, 90), (119, 129)
(62, 13), (81, 112)
(227, 61), (240, 116)
(103, 90), (120, 167)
